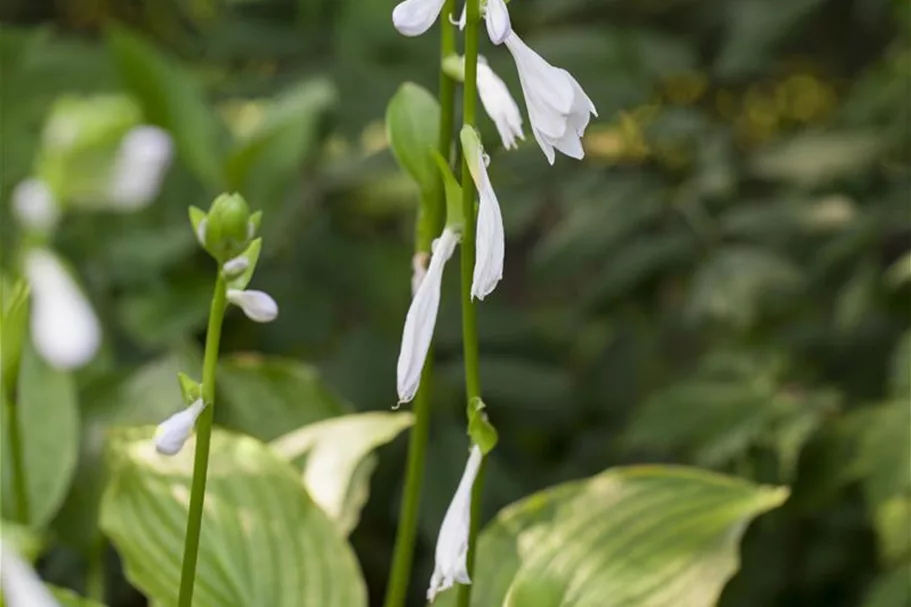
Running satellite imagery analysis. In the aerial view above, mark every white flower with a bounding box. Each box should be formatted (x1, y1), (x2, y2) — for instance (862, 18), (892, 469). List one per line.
(222, 255), (250, 279)
(392, 0), (446, 36)
(155, 399), (205, 455)
(0, 543), (61, 607)
(11, 179), (60, 233)
(455, 0), (511, 44)
(461, 129), (504, 300)
(427, 444), (483, 602)
(227, 289), (279, 323)
(24, 249), (101, 370)
(397, 228), (460, 404)
(504, 32), (597, 164)
(477, 58), (525, 151)
(108, 125), (173, 210)
(411, 251), (429, 296)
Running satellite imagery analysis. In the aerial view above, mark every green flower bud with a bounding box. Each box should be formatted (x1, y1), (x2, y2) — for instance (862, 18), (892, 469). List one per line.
(203, 193), (252, 262)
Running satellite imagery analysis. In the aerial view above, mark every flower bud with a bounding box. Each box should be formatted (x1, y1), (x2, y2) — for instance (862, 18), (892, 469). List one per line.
(204, 193), (253, 261)
(227, 289), (279, 323)
(155, 399), (206, 456)
(12, 179), (60, 234)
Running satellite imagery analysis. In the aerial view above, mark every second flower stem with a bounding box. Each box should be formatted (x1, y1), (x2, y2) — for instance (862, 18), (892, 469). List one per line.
(457, 0), (483, 606)
(177, 273), (227, 607)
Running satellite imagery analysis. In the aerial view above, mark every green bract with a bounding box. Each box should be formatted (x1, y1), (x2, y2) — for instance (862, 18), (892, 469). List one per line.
(201, 192), (254, 262)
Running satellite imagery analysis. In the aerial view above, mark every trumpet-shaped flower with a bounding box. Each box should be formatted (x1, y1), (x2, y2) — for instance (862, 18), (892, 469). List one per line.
(397, 228), (460, 404)
(227, 288), (279, 323)
(155, 399), (206, 455)
(477, 58), (525, 151)
(24, 249), (101, 370)
(11, 179), (59, 233)
(504, 32), (597, 164)
(108, 125), (173, 210)
(0, 543), (61, 607)
(427, 444), (483, 602)
(392, 0), (447, 36)
(462, 130), (504, 300)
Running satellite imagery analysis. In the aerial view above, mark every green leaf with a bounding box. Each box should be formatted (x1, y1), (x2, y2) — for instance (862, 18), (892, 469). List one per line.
(863, 565), (911, 607)
(467, 397), (499, 455)
(0, 518), (44, 561)
(50, 586), (107, 607)
(1, 278), (29, 400)
(105, 26), (225, 189)
(1, 344), (79, 527)
(217, 355), (348, 441)
(748, 131), (884, 186)
(100, 427), (367, 607)
(386, 82), (441, 196)
(271, 411), (414, 534)
(890, 331), (910, 400)
(225, 238), (262, 291)
(438, 466), (788, 607)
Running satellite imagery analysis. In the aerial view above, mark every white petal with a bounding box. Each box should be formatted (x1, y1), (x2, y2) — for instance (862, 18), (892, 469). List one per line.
(396, 228), (460, 404)
(108, 126), (173, 210)
(427, 445), (484, 602)
(11, 179), (59, 233)
(393, 0), (447, 36)
(484, 0), (511, 45)
(472, 185), (505, 300)
(531, 126), (557, 165)
(551, 128), (585, 160)
(227, 289), (279, 323)
(222, 255), (250, 278)
(155, 399), (205, 456)
(24, 249), (101, 370)
(505, 32), (574, 120)
(0, 543), (61, 607)
(477, 61), (525, 151)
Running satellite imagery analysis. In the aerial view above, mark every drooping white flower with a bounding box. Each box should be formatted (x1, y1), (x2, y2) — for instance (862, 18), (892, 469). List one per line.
(226, 288), (279, 323)
(0, 542), (61, 607)
(155, 399), (206, 455)
(24, 248), (101, 370)
(427, 444), (483, 602)
(392, 0), (447, 36)
(397, 228), (460, 404)
(477, 58), (525, 151)
(11, 179), (60, 233)
(461, 129), (504, 300)
(504, 32), (597, 164)
(455, 0), (511, 44)
(108, 125), (173, 210)
(411, 251), (429, 296)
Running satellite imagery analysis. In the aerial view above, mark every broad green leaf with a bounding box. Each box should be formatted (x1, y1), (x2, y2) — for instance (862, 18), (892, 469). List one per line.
(0, 278), (29, 400)
(1, 344), (79, 527)
(439, 466), (788, 607)
(217, 355), (348, 441)
(0, 519), (44, 561)
(385, 82), (441, 196)
(271, 411), (414, 534)
(50, 586), (107, 607)
(863, 565), (911, 607)
(100, 427), (367, 607)
(748, 131), (884, 186)
(105, 26), (225, 189)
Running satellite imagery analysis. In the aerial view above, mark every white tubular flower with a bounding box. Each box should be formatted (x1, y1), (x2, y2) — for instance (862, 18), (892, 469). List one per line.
(462, 130), (504, 300)
(397, 228), (460, 404)
(477, 58), (525, 151)
(484, 0), (511, 44)
(0, 543), (61, 607)
(11, 179), (60, 233)
(427, 444), (483, 602)
(411, 251), (429, 296)
(393, 0), (447, 36)
(504, 32), (597, 165)
(154, 399), (205, 456)
(24, 249), (101, 371)
(108, 125), (174, 210)
(226, 289), (279, 323)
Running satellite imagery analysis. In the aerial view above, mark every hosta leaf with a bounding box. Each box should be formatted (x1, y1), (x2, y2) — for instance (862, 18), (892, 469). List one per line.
(100, 427), (367, 607)
(0, 345), (79, 527)
(50, 586), (107, 607)
(271, 411), (414, 535)
(439, 466), (788, 607)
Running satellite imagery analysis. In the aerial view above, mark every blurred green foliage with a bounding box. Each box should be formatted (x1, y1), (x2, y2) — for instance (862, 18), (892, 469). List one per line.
(0, 0), (908, 605)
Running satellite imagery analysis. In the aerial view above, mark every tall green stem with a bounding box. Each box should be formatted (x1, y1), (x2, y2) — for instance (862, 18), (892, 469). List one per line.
(5, 396), (30, 524)
(383, 7), (458, 606)
(457, 1), (483, 605)
(177, 273), (227, 607)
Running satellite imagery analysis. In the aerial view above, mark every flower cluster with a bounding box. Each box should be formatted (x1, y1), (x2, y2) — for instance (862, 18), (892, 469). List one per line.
(390, 0), (595, 601)
(154, 193), (278, 456)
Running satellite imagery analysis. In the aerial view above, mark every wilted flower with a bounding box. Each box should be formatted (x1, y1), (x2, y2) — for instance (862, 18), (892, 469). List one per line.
(392, 0), (446, 37)
(11, 179), (59, 234)
(427, 444), (483, 602)
(397, 228), (460, 404)
(24, 248), (101, 370)
(155, 399), (206, 456)
(477, 57), (525, 151)
(227, 288), (278, 323)
(461, 128), (504, 300)
(0, 543), (60, 607)
(504, 32), (597, 164)
(107, 125), (173, 210)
